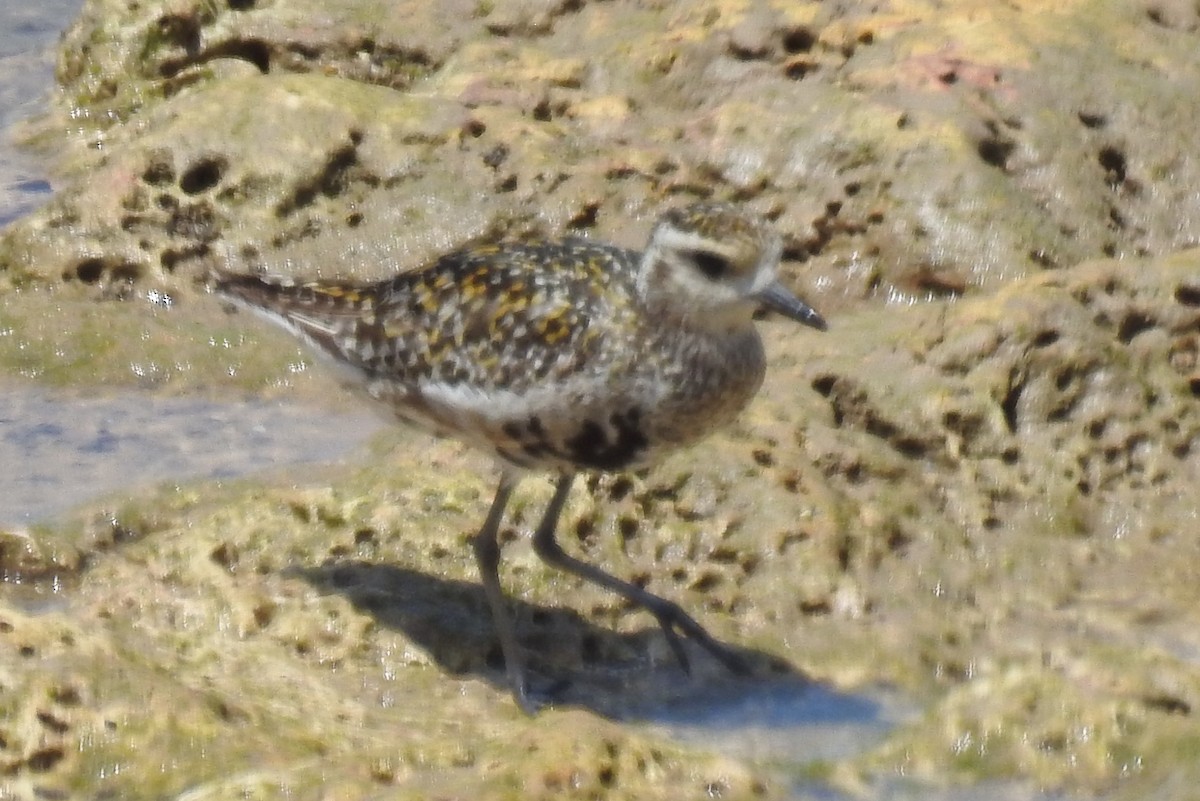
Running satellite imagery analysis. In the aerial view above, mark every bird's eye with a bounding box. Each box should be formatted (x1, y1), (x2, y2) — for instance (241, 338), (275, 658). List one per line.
(690, 251), (730, 280)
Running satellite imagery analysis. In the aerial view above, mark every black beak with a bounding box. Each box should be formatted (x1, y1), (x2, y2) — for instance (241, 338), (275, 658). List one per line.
(755, 281), (827, 330)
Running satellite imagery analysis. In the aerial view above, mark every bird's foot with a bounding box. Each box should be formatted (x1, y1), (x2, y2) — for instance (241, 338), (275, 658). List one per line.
(647, 597), (752, 676)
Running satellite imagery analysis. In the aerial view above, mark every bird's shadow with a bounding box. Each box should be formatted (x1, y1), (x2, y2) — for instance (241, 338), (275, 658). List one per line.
(288, 559), (878, 728)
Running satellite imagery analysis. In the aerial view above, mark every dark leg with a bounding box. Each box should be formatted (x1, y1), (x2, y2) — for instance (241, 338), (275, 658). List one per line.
(471, 473), (540, 713)
(531, 473), (749, 675)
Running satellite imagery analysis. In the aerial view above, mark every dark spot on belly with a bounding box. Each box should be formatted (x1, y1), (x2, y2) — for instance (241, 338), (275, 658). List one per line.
(500, 416), (556, 464)
(568, 420), (605, 456)
(566, 408), (647, 470)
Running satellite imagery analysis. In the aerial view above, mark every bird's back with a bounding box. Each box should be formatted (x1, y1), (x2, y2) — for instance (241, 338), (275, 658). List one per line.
(217, 240), (642, 387)
(214, 239), (662, 470)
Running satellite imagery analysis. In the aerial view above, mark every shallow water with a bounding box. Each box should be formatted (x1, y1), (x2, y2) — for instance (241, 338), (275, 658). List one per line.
(632, 677), (911, 763)
(0, 385), (383, 525)
(0, 0), (84, 227)
(619, 677), (1066, 801)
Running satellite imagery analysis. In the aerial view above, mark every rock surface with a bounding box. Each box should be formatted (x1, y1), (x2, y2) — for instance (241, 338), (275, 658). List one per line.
(3, 0), (1200, 799)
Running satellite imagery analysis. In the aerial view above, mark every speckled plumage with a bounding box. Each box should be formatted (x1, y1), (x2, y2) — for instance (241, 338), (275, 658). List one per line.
(214, 201), (826, 712)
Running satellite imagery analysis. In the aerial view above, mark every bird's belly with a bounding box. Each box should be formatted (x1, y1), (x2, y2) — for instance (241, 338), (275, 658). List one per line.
(356, 327), (766, 475)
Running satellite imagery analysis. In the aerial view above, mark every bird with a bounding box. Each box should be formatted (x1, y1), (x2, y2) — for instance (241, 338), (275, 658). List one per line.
(212, 201), (827, 712)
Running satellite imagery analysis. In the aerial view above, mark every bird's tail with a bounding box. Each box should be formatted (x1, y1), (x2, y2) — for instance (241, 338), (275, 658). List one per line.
(209, 269), (373, 365)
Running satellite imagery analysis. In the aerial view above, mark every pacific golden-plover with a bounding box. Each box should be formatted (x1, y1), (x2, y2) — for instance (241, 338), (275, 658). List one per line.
(213, 201), (826, 711)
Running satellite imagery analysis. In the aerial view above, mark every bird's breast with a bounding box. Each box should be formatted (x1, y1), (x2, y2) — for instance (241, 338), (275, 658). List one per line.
(638, 325), (767, 452)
